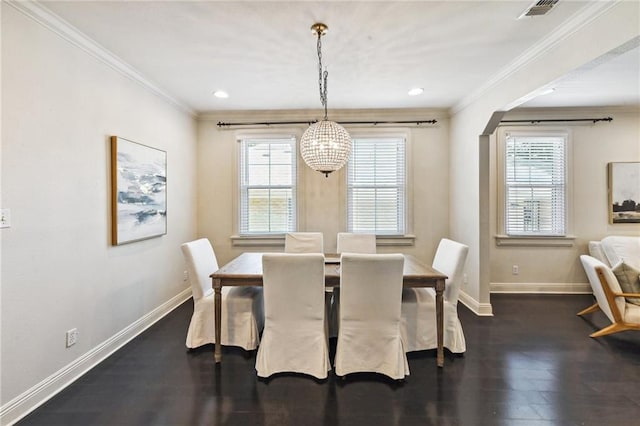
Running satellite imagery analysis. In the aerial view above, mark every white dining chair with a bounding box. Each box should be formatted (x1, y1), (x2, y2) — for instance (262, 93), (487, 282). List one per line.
(335, 253), (409, 380)
(336, 232), (377, 254)
(401, 238), (469, 354)
(255, 253), (330, 379)
(284, 232), (324, 253)
(181, 238), (263, 350)
(330, 232), (377, 337)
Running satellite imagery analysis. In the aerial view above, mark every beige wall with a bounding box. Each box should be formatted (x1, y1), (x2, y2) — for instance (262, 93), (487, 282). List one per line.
(489, 108), (640, 291)
(449, 1), (639, 314)
(1, 4), (197, 412)
(197, 109), (451, 266)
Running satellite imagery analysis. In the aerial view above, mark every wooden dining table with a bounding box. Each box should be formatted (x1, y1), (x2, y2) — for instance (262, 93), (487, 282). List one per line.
(210, 252), (448, 367)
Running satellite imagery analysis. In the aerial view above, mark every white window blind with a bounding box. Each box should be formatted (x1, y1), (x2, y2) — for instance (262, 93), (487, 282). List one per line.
(347, 137), (406, 235)
(239, 137), (296, 235)
(504, 133), (566, 236)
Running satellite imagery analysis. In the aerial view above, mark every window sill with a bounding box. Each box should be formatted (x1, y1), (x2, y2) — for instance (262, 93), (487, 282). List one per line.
(231, 235), (285, 247)
(376, 235), (416, 246)
(230, 234), (416, 248)
(495, 234), (576, 247)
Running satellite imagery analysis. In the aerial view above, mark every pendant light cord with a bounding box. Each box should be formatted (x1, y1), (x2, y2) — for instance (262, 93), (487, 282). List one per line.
(317, 32), (329, 120)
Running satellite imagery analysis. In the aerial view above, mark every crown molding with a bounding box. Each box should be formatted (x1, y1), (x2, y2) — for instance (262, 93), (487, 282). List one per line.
(7, 0), (196, 117)
(450, 0), (622, 115)
(509, 105), (640, 116)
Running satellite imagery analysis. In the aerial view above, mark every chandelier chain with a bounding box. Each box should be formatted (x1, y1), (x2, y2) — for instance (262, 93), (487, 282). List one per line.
(316, 32), (329, 120)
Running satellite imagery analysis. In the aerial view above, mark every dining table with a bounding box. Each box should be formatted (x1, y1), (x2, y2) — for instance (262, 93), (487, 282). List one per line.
(210, 252), (448, 367)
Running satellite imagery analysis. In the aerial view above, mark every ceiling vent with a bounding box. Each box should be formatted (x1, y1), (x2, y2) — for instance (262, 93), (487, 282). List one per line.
(519, 0), (559, 18)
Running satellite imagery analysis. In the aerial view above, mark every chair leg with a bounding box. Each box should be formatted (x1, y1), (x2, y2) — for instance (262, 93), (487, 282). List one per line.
(577, 303), (600, 316)
(590, 323), (629, 338)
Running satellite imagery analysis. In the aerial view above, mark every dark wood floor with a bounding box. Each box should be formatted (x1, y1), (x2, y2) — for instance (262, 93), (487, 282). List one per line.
(18, 294), (640, 426)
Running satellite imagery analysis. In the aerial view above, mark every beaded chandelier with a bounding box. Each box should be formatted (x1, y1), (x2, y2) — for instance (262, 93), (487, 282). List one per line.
(300, 23), (352, 178)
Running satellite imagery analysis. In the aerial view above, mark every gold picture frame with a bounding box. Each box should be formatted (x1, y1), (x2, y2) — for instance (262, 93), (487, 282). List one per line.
(111, 136), (167, 245)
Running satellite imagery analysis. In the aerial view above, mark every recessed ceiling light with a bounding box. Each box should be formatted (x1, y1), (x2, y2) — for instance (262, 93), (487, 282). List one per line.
(213, 90), (229, 99)
(408, 87), (424, 96)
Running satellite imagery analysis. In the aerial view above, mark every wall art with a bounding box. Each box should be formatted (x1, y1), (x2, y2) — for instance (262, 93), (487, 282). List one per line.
(111, 136), (167, 244)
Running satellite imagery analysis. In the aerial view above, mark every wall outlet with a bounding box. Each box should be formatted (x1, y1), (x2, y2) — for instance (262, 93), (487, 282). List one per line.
(183, 270), (189, 282)
(512, 265), (519, 275)
(66, 328), (78, 347)
(0, 208), (11, 228)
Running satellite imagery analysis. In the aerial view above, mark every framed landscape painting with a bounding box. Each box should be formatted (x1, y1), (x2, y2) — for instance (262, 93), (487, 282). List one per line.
(608, 161), (640, 224)
(111, 136), (167, 245)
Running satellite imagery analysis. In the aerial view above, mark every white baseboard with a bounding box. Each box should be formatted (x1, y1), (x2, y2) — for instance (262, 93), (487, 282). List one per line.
(459, 290), (494, 316)
(0, 288), (191, 426)
(490, 282), (592, 294)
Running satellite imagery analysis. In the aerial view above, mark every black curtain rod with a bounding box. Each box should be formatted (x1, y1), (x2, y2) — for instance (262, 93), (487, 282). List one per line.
(217, 119), (437, 128)
(500, 117), (613, 124)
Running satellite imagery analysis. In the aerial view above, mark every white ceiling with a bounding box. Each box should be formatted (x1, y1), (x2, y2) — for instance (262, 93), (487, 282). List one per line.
(39, 0), (639, 114)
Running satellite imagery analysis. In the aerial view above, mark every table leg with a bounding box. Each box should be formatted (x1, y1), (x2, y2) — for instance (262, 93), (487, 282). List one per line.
(435, 278), (445, 367)
(213, 278), (222, 363)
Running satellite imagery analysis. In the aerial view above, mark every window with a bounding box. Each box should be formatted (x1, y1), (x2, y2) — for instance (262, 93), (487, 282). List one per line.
(239, 137), (296, 235)
(347, 137), (406, 235)
(503, 132), (567, 236)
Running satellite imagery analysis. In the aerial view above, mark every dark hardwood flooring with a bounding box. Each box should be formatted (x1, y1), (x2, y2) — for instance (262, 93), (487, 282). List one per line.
(18, 294), (640, 426)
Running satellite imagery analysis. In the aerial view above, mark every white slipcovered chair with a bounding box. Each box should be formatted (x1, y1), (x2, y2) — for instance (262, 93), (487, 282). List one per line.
(401, 238), (469, 354)
(579, 255), (640, 337)
(335, 253), (409, 380)
(336, 232), (377, 254)
(255, 253), (330, 379)
(284, 232), (324, 253)
(181, 238), (263, 350)
(330, 233), (377, 337)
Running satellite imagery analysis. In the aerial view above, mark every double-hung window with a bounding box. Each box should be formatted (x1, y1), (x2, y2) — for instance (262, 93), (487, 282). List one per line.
(503, 132), (567, 236)
(347, 136), (406, 235)
(239, 137), (296, 235)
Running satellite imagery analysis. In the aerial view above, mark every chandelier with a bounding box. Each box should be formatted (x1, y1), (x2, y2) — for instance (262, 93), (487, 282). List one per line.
(300, 23), (352, 178)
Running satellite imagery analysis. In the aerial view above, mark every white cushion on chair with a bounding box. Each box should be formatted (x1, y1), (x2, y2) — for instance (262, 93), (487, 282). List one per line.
(401, 288), (466, 353)
(335, 253), (409, 380)
(284, 232), (324, 253)
(580, 255), (626, 323)
(627, 303), (640, 324)
(401, 238), (468, 354)
(181, 238), (263, 350)
(330, 233), (377, 338)
(256, 253), (330, 379)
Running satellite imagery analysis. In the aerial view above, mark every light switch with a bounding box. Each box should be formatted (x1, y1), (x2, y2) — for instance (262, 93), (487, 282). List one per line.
(1, 209), (11, 228)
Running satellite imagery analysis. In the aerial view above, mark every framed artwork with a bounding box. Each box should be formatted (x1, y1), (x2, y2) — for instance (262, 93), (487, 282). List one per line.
(608, 161), (640, 224)
(111, 136), (167, 245)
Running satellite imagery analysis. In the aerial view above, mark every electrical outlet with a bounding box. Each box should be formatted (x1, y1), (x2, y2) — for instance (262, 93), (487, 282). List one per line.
(66, 328), (78, 347)
(512, 265), (519, 275)
(183, 270), (189, 282)
(0, 208), (11, 228)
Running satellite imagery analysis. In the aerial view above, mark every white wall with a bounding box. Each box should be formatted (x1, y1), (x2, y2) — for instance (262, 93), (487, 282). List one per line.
(197, 109), (451, 266)
(490, 108), (640, 291)
(449, 1), (639, 314)
(0, 3), (197, 418)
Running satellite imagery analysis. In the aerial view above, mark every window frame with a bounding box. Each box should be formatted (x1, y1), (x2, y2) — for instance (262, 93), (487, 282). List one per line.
(495, 127), (575, 247)
(233, 131), (302, 243)
(342, 131), (413, 240)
